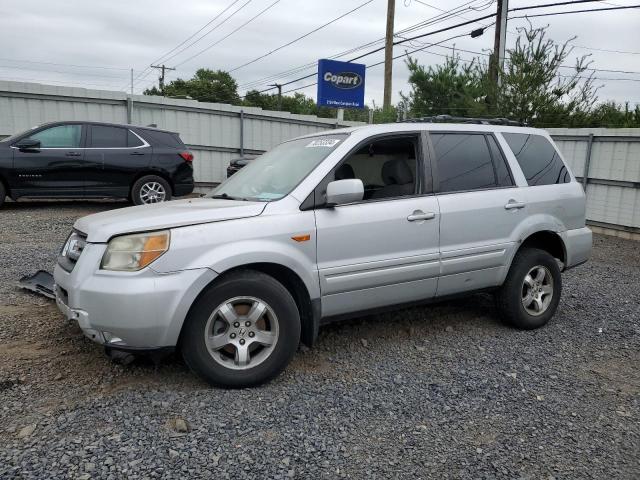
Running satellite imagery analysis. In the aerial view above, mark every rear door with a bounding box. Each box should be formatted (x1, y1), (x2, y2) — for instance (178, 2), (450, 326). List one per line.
(12, 123), (86, 196)
(430, 132), (524, 296)
(84, 125), (151, 197)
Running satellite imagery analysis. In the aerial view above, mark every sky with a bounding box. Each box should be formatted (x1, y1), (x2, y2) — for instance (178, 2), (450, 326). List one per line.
(1, 0), (639, 109)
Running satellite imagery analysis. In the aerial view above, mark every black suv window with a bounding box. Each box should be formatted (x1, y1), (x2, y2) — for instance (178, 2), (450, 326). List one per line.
(142, 130), (183, 148)
(127, 130), (144, 147)
(29, 125), (81, 148)
(503, 133), (570, 186)
(90, 125), (127, 148)
(431, 133), (501, 193)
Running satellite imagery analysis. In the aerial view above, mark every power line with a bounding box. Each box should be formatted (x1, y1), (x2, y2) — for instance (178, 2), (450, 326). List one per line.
(239, 0), (498, 90)
(508, 0), (603, 12)
(509, 4), (640, 19)
(129, 0), (252, 90)
(152, 0), (256, 67)
(572, 45), (640, 56)
(0, 64), (136, 79)
(145, 0), (244, 69)
(229, 0), (376, 73)
(174, 0), (283, 68)
(0, 58), (138, 72)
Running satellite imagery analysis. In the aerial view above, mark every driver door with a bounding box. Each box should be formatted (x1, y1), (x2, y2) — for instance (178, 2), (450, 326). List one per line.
(12, 123), (86, 196)
(313, 133), (441, 317)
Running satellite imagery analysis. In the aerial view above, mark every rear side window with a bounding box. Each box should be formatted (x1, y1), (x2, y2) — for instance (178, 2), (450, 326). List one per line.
(503, 133), (570, 185)
(141, 130), (183, 148)
(431, 133), (499, 193)
(127, 130), (144, 147)
(90, 125), (127, 148)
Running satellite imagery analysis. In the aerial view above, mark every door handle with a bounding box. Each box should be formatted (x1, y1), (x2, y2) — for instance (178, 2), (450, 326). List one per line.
(130, 151), (145, 156)
(504, 200), (526, 210)
(65, 152), (81, 157)
(407, 210), (436, 222)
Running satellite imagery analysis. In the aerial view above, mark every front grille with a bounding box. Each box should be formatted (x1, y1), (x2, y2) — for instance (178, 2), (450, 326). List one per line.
(58, 231), (87, 272)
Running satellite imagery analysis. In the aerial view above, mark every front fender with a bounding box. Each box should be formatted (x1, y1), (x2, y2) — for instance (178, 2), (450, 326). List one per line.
(151, 213), (320, 300)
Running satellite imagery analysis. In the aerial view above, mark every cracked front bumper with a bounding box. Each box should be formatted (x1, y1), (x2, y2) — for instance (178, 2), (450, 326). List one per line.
(53, 243), (216, 349)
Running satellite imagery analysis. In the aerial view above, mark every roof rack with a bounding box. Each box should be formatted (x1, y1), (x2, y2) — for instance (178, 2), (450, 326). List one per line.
(401, 114), (526, 127)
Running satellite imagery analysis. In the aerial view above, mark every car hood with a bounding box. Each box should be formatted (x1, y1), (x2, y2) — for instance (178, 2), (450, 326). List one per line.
(76, 198), (267, 242)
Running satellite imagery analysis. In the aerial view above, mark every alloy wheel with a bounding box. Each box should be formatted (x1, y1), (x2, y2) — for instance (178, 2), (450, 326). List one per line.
(139, 182), (166, 204)
(204, 296), (279, 370)
(521, 265), (554, 316)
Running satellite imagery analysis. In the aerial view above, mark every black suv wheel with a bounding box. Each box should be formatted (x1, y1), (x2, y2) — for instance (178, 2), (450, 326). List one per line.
(181, 270), (301, 388)
(496, 248), (562, 329)
(131, 175), (172, 205)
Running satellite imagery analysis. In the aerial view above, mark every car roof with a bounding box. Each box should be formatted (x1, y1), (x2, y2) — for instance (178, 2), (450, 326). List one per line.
(33, 120), (178, 135)
(296, 122), (548, 139)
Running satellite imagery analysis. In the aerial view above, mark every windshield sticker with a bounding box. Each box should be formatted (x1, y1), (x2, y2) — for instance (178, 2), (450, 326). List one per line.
(305, 138), (341, 148)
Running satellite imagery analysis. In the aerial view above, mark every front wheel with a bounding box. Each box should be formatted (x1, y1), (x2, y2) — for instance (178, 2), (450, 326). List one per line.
(181, 270), (301, 388)
(131, 175), (172, 205)
(0, 182), (5, 208)
(495, 248), (562, 330)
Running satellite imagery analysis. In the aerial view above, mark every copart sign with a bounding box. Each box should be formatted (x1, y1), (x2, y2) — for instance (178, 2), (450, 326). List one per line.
(317, 59), (366, 109)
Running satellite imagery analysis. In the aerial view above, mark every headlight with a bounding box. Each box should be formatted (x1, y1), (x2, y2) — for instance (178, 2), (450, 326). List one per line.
(101, 230), (170, 271)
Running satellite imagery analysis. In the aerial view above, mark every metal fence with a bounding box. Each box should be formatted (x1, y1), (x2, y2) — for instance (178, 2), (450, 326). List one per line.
(547, 128), (640, 238)
(0, 80), (362, 185)
(1, 81), (638, 236)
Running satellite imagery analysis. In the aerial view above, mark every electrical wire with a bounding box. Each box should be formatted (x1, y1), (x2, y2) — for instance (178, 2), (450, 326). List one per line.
(228, 0), (376, 73)
(173, 0), (283, 68)
(238, 0), (503, 90)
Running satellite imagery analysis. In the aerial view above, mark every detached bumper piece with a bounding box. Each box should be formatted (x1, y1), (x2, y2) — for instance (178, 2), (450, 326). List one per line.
(19, 270), (55, 299)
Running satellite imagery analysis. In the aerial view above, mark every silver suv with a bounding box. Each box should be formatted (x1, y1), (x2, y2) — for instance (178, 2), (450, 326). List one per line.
(54, 122), (592, 388)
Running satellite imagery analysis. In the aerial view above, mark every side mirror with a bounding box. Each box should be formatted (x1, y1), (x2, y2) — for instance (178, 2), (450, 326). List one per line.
(325, 179), (364, 207)
(15, 138), (41, 151)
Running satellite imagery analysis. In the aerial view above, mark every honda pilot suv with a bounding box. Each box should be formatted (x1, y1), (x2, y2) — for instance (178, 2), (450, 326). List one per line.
(53, 120), (592, 388)
(0, 121), (194, 206)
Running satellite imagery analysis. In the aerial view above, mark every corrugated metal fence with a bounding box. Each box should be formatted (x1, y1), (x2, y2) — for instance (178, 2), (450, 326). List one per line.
(0, 81), (362, 185)
(0, 81), (638, 236)
(547, 128), (640, 238)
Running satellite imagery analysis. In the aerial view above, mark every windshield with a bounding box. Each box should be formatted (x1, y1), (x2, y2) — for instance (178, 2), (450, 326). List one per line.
(209, 134), (347, 202)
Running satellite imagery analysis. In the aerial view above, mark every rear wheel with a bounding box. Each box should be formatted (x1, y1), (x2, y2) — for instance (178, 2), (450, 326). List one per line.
(131, 175), (172, 205)
(0, 182), (5, 207)
(496, 248), (562, 330)
(181, 270), (301, 388)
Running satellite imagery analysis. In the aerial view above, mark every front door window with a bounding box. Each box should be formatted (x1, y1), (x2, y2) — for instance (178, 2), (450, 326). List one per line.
(29, 125), (82, 148)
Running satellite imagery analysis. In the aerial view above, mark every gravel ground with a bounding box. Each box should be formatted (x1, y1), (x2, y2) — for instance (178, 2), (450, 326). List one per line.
(0, 200), (638, 479)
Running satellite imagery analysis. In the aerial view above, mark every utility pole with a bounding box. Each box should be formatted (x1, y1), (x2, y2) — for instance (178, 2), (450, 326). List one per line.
(491, 0), (508, 92)
(151, 64), (176, 94)
(268, 83), (283, 111)
(383, 0), (395, 110)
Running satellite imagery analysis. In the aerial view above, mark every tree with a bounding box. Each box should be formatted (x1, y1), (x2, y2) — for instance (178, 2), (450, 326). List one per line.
(402, 23), (601, 127)
(496, 23), (597, 126)
(144, 69), (240, 104)
(401, 54), (489, 119)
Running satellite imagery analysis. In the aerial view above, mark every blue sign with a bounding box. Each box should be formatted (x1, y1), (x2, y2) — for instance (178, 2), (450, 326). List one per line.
(317, 59), (366, 109)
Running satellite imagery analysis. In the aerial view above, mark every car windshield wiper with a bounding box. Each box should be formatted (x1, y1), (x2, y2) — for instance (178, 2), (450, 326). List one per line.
(209, 193), (248, 201)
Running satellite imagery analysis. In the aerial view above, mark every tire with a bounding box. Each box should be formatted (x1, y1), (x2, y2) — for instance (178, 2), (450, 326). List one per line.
(0, 182), (5, 208)
(131, 175), (172, 205)
(181, 270), (301, 388)
(495, 248), (562, 330)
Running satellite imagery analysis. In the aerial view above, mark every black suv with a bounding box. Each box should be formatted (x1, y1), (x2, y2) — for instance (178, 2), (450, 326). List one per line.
(0, 121), (194, 207)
